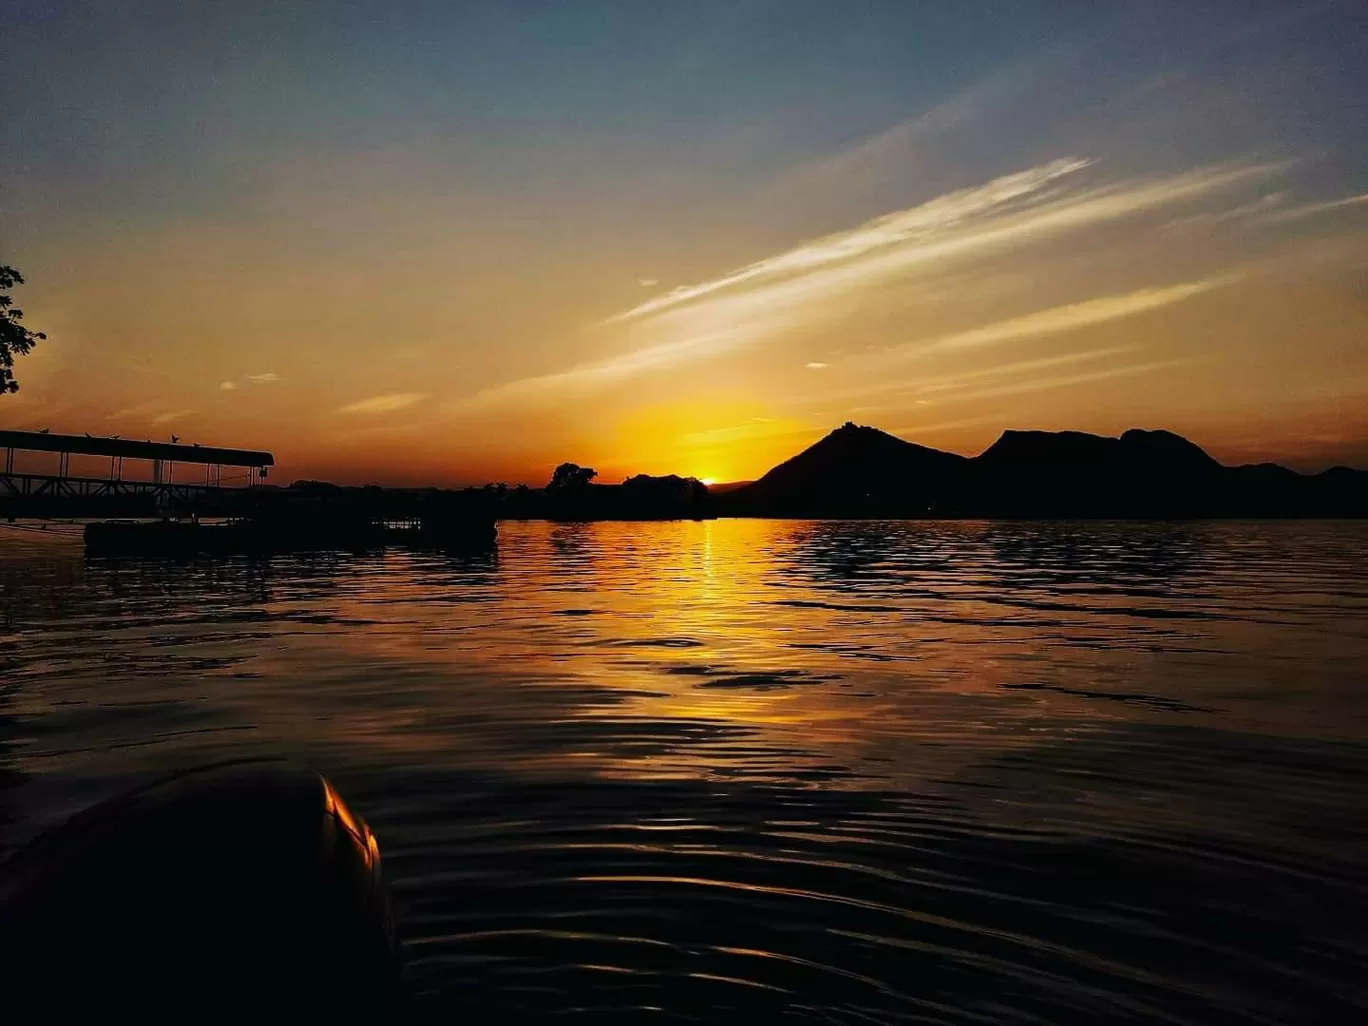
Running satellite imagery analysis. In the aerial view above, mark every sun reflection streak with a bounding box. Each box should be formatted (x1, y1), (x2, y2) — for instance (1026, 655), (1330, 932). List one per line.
(242, 520), (1226, 790)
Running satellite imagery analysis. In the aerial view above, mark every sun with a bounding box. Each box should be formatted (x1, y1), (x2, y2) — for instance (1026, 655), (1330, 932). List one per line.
(700, 477), (716, 486)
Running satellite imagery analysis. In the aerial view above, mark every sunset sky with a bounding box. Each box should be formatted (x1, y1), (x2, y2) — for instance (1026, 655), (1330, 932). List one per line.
(3, 1), (1367, 485)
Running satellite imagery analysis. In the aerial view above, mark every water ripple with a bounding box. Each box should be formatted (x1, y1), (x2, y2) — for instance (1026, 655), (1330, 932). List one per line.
(1, 519), (1366, 1022)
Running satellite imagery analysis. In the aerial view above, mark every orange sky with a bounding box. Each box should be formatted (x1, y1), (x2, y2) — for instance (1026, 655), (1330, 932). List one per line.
(4, 5), (1367, 484)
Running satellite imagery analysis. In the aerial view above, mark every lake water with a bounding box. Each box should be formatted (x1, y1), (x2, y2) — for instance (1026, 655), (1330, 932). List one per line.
(2, 518), (1366, 1023)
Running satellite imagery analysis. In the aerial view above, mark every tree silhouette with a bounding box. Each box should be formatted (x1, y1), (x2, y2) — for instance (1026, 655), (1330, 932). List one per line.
(547, 462), (596, 491)
(0, 265), (46, 394)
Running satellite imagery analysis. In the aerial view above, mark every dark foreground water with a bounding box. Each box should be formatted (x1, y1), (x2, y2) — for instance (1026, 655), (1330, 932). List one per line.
(2, 519), (1366, 1023)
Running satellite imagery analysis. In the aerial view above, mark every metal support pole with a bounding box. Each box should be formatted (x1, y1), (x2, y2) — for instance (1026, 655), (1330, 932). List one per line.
(4, 448), (12, 474)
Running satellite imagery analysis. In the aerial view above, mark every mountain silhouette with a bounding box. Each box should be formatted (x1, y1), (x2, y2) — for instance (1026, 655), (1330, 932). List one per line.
(979, 428), (1221, 476)
(966, 427), (1230, 516)
(727, 421), (969, 516)
(719, 423), (1368, 518)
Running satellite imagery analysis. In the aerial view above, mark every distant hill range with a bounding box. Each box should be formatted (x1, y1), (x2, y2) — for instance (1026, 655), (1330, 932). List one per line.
(8, 421), (1361, 522)
(714, 423), (1368, 518)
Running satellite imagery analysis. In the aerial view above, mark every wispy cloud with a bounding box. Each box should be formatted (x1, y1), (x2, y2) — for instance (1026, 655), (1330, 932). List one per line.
(884, 413), (1004, 438)
(1161, 192), (1286, 230)
(105, 401), (161, 420)
(890, 277), (1234, 359)
(895, 346), (1137, 397)
(463, 158), (1279, 407)
(217, 371), (278, 391)
(1262, 192), (1368, 223)
(805, 346), (1138, 413)
(152, 409), (194, 424)
(806, 362), (830, 369)
(681, 418), (814, 449)
(920, 359), (1191, 406)
(871, 358), (1191, 420)
(336, 392), (429, 415)
(763, 51), (1072, 211)
(610, 158), (1090, 323)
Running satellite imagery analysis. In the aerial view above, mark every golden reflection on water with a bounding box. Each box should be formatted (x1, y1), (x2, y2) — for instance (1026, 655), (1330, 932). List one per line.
(2, 518), (1366, 793)
(4, 519), (1367, 1024)
(190, 518), (1368, 789)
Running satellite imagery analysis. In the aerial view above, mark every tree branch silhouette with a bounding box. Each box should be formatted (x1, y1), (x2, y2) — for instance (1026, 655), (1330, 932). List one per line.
(0, 265), (47, 394)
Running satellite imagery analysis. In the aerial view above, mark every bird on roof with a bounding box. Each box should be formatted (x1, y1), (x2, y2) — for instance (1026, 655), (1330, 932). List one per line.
(170, 434), (180, 444)
(39, 427), (50, 434)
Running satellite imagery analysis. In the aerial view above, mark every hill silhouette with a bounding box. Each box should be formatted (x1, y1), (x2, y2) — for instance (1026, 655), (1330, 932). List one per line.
(726, 422), (969, 516)
(965, 427), (1229, 516)
(9, 421), (1358, 522)
(718, 423), (1368, 518)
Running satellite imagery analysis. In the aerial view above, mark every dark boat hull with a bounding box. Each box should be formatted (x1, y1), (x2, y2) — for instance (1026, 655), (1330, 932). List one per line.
(0, 761), (402, 1014)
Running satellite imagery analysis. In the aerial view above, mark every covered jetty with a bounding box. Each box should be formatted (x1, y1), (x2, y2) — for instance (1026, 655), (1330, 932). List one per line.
(1, 429), (274, 508)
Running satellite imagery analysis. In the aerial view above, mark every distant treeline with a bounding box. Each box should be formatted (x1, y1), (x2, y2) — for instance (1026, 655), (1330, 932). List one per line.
(465, 469), (712, 521)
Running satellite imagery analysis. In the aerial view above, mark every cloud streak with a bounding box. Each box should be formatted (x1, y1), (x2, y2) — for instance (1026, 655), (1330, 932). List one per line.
(865, 357), (1190, 423)
(795, 346), (1139, 415)
(105, 401), (161, 420)
(463, 158), (1280, 407)
(337, 392), (429, 415)
(609, 157), (1090, 323)
(917, 358), (1191, 406)
(1262, 192), (1368, 223)
(219, 371), (279, 391)
(890, 277), (1234, 359)
(871, 346), (1138, 400)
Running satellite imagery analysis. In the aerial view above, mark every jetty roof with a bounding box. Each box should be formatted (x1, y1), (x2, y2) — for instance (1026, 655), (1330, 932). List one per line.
(0, 430), (274, 467)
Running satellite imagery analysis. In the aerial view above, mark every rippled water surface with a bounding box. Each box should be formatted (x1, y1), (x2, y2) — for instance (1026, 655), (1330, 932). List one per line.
(3, 519), (1367, 1022)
